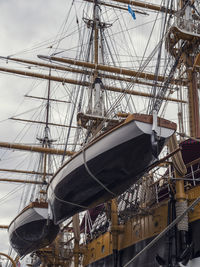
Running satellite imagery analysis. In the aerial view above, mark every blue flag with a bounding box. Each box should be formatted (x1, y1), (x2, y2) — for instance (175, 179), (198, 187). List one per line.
(128, 5), (136, 20)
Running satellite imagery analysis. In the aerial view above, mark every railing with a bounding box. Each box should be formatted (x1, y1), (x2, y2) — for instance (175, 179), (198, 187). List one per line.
(175, 17), (200, 36)
(154, 159), (200, 203)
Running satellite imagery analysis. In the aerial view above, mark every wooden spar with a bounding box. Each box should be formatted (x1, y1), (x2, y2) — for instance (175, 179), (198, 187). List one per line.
(103, 0), (175, 13)
(42, 55), (185, 85)
(24, 94), (70, 103)
(111, 198), (119, 262)
(0, 178), (44, 185)
(10, 117), (79, 129)
(84, 0), (148, 15)
(0, 141), (74, 156)
(0, 168), (53, 176)
(104, 85), (186, 103)
(0, 225), (8, 229)
(93, 1), (99, 80)
(0, 66), (185, 103)
(187, 69), (200, 137)
(0, 66), (89, 86)
(0, 253), (16, 267)
(2, 56), (86, 75)
(5, 56), (170, 88)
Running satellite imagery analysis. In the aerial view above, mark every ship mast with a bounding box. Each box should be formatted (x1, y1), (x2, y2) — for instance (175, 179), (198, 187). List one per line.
(37, 70), (55, 201)
(86, 0), (105, 122)
(167, 0), (200, 138)
(180, 0), (200, 138)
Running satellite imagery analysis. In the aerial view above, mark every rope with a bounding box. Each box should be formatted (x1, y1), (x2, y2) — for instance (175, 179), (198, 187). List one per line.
(177, 132), (200, 142)
(123, 196), (200, 267)
(176, 201), (188, 231)
(51, 184), (88, 210)
(82, 147), (116, 197)
(53, 141), (116, 213)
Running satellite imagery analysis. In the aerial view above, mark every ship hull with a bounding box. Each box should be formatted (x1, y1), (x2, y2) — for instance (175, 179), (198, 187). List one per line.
(48, 116), (175, 224)
(87, 235), (166, 267)
(86, 220), (200, 267)
(8, 204), (59, 256)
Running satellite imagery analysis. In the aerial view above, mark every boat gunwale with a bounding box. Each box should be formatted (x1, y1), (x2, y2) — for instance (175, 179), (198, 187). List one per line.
(48, 113), (176, 187)
(8, 202), (48, 230)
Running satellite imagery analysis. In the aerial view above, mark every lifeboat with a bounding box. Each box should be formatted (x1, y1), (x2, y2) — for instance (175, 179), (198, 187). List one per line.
(48, 114), (176, 224)
(8, 202), (59, 256)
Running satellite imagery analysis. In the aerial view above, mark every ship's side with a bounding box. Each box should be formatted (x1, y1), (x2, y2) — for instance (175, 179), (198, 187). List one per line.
(8, 202), (59, 257)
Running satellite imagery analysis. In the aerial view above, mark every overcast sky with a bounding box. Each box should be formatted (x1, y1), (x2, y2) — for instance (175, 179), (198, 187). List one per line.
(0, 1), (71, 264)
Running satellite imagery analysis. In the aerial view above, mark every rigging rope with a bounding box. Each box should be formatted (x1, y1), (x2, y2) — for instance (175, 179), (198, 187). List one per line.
(147, 0), (172, 114)
(82, 146), (116, 197)
(150, 41), (186, 114)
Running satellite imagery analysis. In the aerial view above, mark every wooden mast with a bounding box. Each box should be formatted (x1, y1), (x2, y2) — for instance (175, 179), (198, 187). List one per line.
(180, 0), (200, 137)
(166, 0), (200, 137)
(187, 67), (200, 137)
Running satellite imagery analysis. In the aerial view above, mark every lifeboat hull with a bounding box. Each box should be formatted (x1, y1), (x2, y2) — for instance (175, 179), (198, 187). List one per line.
(48, 115), (176, 224)
(8, 203), (59, 256)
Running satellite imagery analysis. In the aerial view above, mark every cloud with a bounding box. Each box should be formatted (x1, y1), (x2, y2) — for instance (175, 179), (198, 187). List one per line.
(0, 0), (72, 258)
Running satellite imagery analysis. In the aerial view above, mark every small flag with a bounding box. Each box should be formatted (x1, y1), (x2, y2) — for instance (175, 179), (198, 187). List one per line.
(128, 5), (136, 20)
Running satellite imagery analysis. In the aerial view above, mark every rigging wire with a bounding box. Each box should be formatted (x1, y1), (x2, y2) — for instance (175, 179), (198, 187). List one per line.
(82, 146), (116, 197)
(0, 184), (24, 206)
(122, 196), (200, 267)
(147, 0), (172, 114)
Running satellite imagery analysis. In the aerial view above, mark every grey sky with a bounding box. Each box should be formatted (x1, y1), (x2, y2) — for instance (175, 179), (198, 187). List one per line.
(0, 0), (70, 261)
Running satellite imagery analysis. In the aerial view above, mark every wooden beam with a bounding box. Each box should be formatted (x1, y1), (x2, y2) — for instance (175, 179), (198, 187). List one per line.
(10, 117), (79, 129)
(0, 168), (53, 176)
(5, 56), (171, 88)
(84, 0), (149, 15)
(0, 66), (186, 103)
(1, 56), (86, 75)
(0, 141), (75, 156)
(41, 55), (184, 85)
(106, 0), (175, 13)
(0, 225), (8, 229)
(0, 66), (89, 86)
(0, 178), (44, 184)
(24, 94), (71, 104)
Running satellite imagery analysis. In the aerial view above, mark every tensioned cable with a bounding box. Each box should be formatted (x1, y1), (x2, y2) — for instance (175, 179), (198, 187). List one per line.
(0, 184), (24, 205)
(59, 10), (88, 161)
(147, 0), (172, 113)
(52, 0), (75, 54)
(91, 55), (161, 139)
(122, 196), (200, 267)
(150, 41), (186, 114)
(50, 182), (88, 210)
(89, 36), (168, 140)
(82, 146), (116, 197)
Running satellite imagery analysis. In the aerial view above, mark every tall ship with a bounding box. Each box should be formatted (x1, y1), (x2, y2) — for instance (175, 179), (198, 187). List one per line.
(0, 0), (200, 266)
